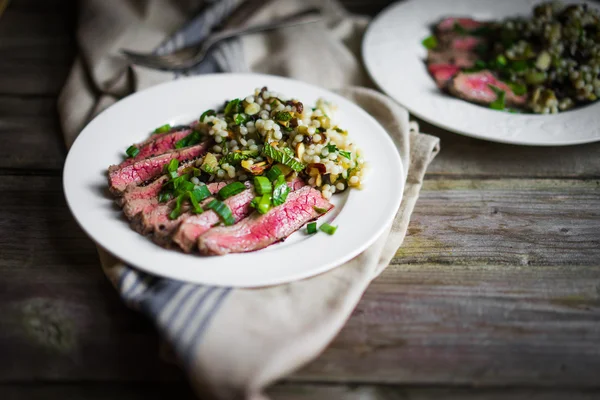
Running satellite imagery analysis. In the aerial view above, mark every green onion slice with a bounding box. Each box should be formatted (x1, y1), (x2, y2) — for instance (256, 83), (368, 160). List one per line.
(169, 170), (179, 179)
(169, 193), (186, 220)
(175, 130), (203, 149)
(507, 82), (527, 96)
(126, 145), (140, 158)
(265, 165), (283, 182)
(154, 124), (171, 134)
(314, 206), (328, 214)
(224, 99), (241, 116)
(200, 109), (216, 122)
(488, 85), (506, 110)
(234, 113), (248, 125)
(158, 192), (171, 203)
(254, 176), (273, 195)
(207, 199), (235, 225)
(338, 150), (352, 160)
(191, 185), (212, 202)
(421, 35), (438, 49)
(256, 194), (272, 215)
(262, 145), (304, 172)
(319, 222), (337, 235)
(218, 181), (246, 200)
(307, 222), (317, 234)
(272, 175), (290, 206)
(167, 159), (179, 173)
(187, 191), (204, 214)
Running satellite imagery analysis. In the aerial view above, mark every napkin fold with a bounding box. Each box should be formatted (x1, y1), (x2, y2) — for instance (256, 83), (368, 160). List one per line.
(59, 1), (440, 399)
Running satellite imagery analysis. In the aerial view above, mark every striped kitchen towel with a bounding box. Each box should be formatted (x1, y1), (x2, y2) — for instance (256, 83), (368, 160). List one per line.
(59, 1), (440, 399)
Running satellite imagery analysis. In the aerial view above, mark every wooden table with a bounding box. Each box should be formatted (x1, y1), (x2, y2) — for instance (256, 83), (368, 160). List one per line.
(1, 1), (599, 398)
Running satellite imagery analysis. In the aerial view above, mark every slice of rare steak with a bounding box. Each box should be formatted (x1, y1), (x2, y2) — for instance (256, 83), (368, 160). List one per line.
(198, 186), (333, 256)
(436, 17), (485, 32)
(173, 178), (305, 253)
(118, 128), (192, 168)
(108, 141), (209, 194)
(449, 70), (527, 106)
(427, 63), (461, 88)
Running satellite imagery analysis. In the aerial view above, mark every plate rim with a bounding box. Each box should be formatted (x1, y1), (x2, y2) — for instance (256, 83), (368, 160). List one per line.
(362, 0), (600, 147)
(63, 72), (405, 287)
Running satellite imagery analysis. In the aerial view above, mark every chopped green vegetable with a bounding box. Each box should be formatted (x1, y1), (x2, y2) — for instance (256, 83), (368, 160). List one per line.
(191, 185), (212, 202)
(200, 109), (216, 122)
(313, 206), (328, 214)
(254, 176), (272, 195)
(319, 223), (337, 235)
(234, 113), (248, 125)
(175, 130), (203, 149)
(265, 165), (283, 182)
(488, 85), (506, 110)
(307, 222), (317, 234)
(250, 196), (260, 209)
(167, 159), (179, 173)
(495, 54), (507, 66)
(158, 192), (171, 203)
(272, 175), (290, 206)
(220, 150), (259, 166)
(218, 181), (246, 200)
(262, 145), (304, 172)
(525, 70), (547, 85)
(275, 111), (292, 121)
(206, 199), (235, 225)
(154, 124), (171, 134)
(224, 99), (241, 116)
(338, 150), (352, 160)
(256, 194), (272, 215)
(509, 60), (529, 72)
(169, 170), (179, 179)
(201, 153), (219, 174)
(507, 82), (527, 96)
(187, 191), (204, 214)
(422, 35), (438, 49)
(168, 193), (186, 220)
(126, 145), (139, 158)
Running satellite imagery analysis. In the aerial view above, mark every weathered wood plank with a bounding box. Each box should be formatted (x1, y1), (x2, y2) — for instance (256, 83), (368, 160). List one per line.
(0, 97), (66, 170)
(3, 383), (600, 400)
(0, 0), (76, 95)
(393, 179), (600, 266)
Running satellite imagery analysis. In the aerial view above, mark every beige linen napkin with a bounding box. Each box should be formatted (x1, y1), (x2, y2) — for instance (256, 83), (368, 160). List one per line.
(59, 1), (440, 399)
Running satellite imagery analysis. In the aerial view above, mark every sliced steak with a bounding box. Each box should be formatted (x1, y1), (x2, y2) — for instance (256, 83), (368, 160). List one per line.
(173, 178), (305, 253)
(130, 182), (226, 246)
(428, 49), (477, 68)
(108, 141), (210, 194)
(118, 128), (192, 168)
(449, 70), (527, 106)
(449, 35), (482, 52)
(198, 186), (333, 256)
(428, 63), (461, 88)
(436, 17), (484, 32)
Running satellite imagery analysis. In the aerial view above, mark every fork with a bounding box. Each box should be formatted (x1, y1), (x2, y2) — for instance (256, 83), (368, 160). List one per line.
(122, 7), (322, 71)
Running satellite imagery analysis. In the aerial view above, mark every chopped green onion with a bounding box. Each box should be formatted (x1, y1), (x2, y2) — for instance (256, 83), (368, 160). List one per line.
(338, 150), (352, 160)
(224, 99), (241, 116)
(218, 181), (246, 200)
(326, 143), (338, 153)
(169, 194), (186, 220)
(262, 145), (304, 172)
(474, 60), (487, 69)
(272, 175), (290, 206)
(250, 196), (261, 209)
(495, 54), (507, 66)
(200, 109), (216, 122)
(488, 85), (506, 110)
(175, 130), (203, 149)
(525, 70), (547, 85)
(169, 170), (179, 179)
(507, 82), (527, 96)
(126, 145), (140, 158)
(154, 124), (171, 134)
(275, 111), (292, 121)
(158, 192), (171, 203)
(256, 194), (272, 215)
(234, 113), (248, 125)
(265, 165), (283, 182)
(207, 199), (235, 225)
(307, 222), (317, 234)
(167, 159), (179, 173)
(314, 206), (328, 214)
(509, 60), (529, 72)
(422, 35), (438, 49)
(187, 191), (204, 214)
(191, 185), (212, 202)
(319, 222), (337, 235)
(254, 176), (272, 195)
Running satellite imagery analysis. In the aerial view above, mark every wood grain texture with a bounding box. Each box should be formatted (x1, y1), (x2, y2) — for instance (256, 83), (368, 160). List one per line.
(3, 383), (600, 400)
(0, 0), (76, 95)
(0, 176), (598, 385)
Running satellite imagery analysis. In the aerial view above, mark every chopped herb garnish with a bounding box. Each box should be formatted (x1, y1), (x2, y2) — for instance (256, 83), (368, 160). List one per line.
(256, 194), (272, 214)
(319, 222), (337, 235)
(168, 193), (186, 220)
(272, 175), (290, 206)
(314, 206), (328, 214)
(175, 130), (203, 149)
(265, 165), (283, 182)
(201, 153), (219, 174)
(338, 150), (352, 160)
(507, 82), (527, 96)
(154, 124), (171, 134)
(254, 176), (272, 195)
(169, 170), (179, 179)
(488, 85), (506, 110)
(262, 144), (304, 172)
(188, 191), (204, 214)
(307, 222), (317, 234)
(200, 109), (216, 122)
(220, 150), (259, 166)
(207, 199), (235, 225)
(126, 145), (140, 158)
(275, 111), (292, 121)
(224, 99), (241, 116)
(167, 159), (179, 173)
(234, 113), (248, 125)
(191, 185), (212, 202)
(158, 192), (171, 203)
(218, 181), (246, 200)
(422, 35), (438, 49)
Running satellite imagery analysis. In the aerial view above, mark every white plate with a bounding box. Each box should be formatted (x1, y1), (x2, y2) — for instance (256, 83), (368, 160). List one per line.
(363, 0), (600, 146)
(63, 73), (404, 287)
